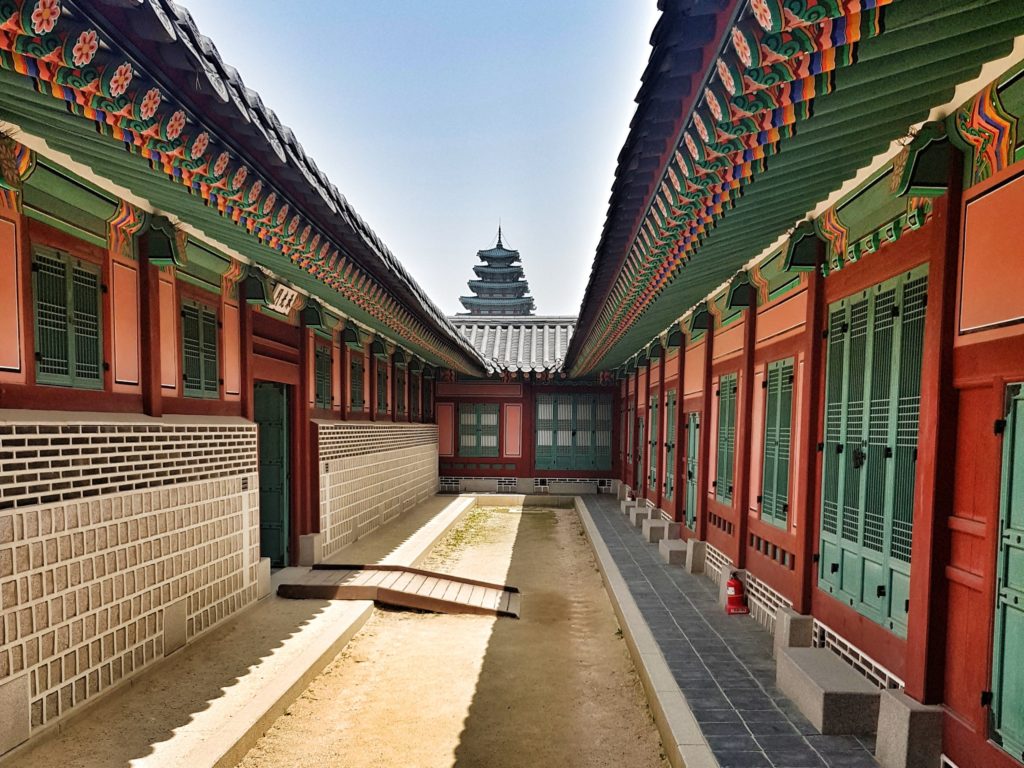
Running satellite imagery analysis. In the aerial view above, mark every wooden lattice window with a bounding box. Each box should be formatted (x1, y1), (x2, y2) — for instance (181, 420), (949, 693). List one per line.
(181, 299), (219, 399)
(376, 360), (388, 414)
(761, 358), (795, 527)
(459, 403), (499, 458)
(664, 390), (677, 500)
(715, 372), (738, 504)
(314, 342), (332, 410)
(409, 374), (420, 420)
(350, 354), (364, 411)
(395, 366), (407, 415)
(32, 248), (103, 389)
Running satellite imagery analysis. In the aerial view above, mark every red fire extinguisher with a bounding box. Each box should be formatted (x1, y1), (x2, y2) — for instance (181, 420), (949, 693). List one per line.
(725, 572), (750, 615)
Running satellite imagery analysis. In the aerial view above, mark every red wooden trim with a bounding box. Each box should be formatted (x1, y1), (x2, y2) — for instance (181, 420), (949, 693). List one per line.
(796, 250), (825, 615)
(734, 306), (757, 569)
(903, 159), (963, 704)
(697, 325), (715, 541)
(138, 259), (163, 417)
(161, 396), (242, 417)
(239, 304), (255, 421)
(0, 384), (141, 412)
(655, 352), (667, 510)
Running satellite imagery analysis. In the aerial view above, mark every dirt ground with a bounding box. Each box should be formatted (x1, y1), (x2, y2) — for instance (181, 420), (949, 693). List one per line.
(234, 506), (668, 768)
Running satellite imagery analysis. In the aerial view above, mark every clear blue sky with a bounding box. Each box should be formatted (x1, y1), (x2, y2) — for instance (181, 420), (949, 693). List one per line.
(184, 2), (660, 316)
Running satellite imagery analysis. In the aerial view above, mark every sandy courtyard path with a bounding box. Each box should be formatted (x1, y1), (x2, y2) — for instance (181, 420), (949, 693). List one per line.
(234, 505), (668, 768)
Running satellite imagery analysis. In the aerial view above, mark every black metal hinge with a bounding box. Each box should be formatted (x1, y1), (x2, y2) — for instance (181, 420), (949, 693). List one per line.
(995, 419), (1007, 435)
(981, 690), (994, 707)
(762, 380), (768, 389)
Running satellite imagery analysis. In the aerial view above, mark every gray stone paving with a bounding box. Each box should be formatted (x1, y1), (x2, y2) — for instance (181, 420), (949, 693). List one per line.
(584, 495), (879, 768)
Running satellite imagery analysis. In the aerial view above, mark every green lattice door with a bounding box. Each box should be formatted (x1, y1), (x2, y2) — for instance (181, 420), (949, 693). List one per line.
(255, 382), (290, 567)
(664, 391), (677, 500)
(761, 359), (795, 527)
(818, 268), (927, 636)
(535, 393), (612, 471)
(685, 412), (699, 529)
(992, 384), (1024, 760)
(648, 394), (660, 490)
(636, 416), (645, 490)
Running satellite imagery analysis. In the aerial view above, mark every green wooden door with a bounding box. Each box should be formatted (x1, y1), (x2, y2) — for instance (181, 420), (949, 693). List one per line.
(993, 383), (1024, 760)
(595, 397), (613, 471)
(716, 373), (738, 504)
(648, 395), (660, 489)
(685, 411), (700, 529)
(636, 416), (645, 489)
(818, 268), (927, 636)
(664, 391), (677, 500)
(536, 394), (555, 468)
(255, 382), (290, 567)
(535, 393), (611, 471)
(761, 359), (795, 527)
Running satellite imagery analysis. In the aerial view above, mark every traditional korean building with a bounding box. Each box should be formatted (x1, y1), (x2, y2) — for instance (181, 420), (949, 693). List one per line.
(458, 229), (536, 316)
(0, 0), (485, 750)
(560, 2), (1024, 768)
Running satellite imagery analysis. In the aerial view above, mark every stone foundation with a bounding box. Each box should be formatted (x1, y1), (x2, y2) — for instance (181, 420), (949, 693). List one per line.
(0, 414), (259, 752)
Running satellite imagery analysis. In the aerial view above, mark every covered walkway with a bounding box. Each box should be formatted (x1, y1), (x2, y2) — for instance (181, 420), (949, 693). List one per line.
(580, 495), (878, 768)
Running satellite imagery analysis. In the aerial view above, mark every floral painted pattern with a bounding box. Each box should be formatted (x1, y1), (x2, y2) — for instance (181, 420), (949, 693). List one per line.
(276, 203), (289, 226)
(71, 29), (98, 67)
(262, 191), (276, 213)
(140, 88), (161, 120)
(248, 179), (262, 201)
(166, 110), (186, 140)
(231, 165), (247, 189)
(108, 62), (133, 97)
(213, 152), (229, 176)
(751, 0), (777, 31)
(190, 131), (209, 160)
(30, 0), (60, 35)
(716, 59), (737, 95)
(287, 214), (299, 235)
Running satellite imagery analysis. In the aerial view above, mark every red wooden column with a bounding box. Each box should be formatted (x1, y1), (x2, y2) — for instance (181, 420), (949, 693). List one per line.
(656, 350), (668, 511)
(673, 334), (687, 523)
(137, 256), (163, 417)
(904, 154), (963, 704)
(297, 327), (315, 540)
(796, 257), (825, 615)
(734, 306), (758, 568)
(630, 369), (641, 491)
(696, 322), (716, 541)
(642, 360), (653, 499)
(339, 335), (350, 420)
(369, 352), (378, 422)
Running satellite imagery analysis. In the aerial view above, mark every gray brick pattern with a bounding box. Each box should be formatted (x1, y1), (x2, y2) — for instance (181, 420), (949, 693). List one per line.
(584, 495), (878, 768)
(316, 423), (439, 560)
(0, 419), (259, 733)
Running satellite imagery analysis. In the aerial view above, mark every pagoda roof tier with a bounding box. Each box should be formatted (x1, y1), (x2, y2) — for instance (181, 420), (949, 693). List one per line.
(467, 280), (531, 297)
(459, 295), (537, 313)
(473, 264), (525, 281)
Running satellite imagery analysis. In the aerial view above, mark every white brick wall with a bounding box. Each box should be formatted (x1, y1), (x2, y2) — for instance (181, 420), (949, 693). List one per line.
(0, 416), (259, 736)
(315, 422), (438, 560)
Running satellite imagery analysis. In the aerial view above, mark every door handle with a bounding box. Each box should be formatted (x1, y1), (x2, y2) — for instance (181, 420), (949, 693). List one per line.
(852, 447), (866, 470)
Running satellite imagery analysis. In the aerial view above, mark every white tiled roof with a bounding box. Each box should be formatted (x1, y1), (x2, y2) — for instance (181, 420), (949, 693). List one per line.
(449, 316), (577, 373)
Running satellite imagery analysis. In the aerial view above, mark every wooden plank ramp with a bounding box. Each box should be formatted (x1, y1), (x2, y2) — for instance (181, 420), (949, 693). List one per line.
(276, 564), (521, 618)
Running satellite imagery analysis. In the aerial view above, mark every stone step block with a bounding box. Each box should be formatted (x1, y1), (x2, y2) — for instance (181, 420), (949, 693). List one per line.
(659, 538), (687, 565)
(777, 647), (880, 735)
(629, 507), (651, 528)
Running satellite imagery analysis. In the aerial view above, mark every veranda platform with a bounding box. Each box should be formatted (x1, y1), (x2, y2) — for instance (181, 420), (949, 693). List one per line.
(278, 563), (522, 618)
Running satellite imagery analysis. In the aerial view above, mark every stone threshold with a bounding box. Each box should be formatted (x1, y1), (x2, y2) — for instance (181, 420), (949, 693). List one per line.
(576, 496), (719, 768)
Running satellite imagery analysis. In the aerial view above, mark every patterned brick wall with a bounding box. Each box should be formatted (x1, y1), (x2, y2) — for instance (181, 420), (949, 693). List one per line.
(315, 422), (438, 560)
(0, 416), (259, 737)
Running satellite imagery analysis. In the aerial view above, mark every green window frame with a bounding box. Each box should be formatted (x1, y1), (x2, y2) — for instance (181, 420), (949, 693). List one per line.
(314, 342), (332, 410)
(684, 411), (700, 530)
(350, 354), (364, 411)
(534, 393), (613, 471)
(32, 247), (103, 389)
(715, 372), (738, 504)
(818, 267), (927, 637)
(181, 299), (219, 399)
(459, 402), (499, 458)
(395, 366), (407, 415)
(423, 379), (434, 420)
(760, 358), (795, 527)
(410, 374), (420, 420)
(664, 390), (677, 500)
(376, 360), (388, 414)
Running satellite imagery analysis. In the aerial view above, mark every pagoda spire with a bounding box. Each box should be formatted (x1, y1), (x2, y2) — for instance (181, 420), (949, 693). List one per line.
(458, 228), (536, 316)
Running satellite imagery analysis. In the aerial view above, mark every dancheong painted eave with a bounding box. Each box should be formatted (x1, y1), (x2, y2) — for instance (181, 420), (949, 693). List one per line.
(566, 0), (1024, 377)
(0, 0), (486, 375)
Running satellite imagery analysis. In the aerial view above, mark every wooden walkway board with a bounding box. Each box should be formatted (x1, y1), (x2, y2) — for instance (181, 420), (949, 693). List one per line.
(277, 564), (521, 619)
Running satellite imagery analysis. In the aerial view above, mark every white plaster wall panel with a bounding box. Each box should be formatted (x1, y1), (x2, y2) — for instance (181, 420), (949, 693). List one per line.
(0, 418), (258, 737)
(315, 423), (438, 560)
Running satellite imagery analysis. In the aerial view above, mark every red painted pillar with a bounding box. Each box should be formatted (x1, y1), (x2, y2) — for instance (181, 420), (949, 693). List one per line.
(904, 153), (963, 704)
(796, 260), (825, 615)
(137, 258), (163, 418)
(631, 370), (640, 491)
(238, 297), (254, 423)
(696, 324), (715, 542)
(734, 307), (758, 568)
(339, 338), (350, 420)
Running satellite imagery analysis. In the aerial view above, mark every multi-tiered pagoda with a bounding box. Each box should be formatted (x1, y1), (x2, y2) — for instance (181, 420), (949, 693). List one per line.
(459, 228), (536, 316)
